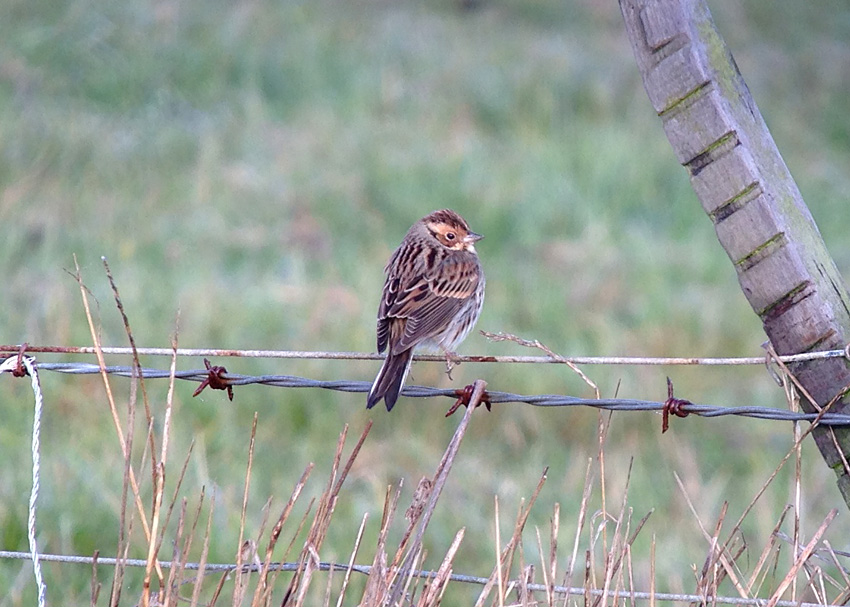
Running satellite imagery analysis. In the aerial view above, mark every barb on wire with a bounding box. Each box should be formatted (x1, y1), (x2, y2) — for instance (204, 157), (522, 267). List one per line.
(445, 382), (492, 416)
(22, 361), (850, 427)
(662, 376), (692, 433)
(193, 358), (234, 400)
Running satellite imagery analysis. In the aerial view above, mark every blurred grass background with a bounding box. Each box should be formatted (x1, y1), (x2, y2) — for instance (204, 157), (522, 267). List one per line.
(1, 0), (850, 603)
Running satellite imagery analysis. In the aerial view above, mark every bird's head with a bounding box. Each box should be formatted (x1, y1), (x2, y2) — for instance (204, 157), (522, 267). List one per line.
(422, 209), (483, 253)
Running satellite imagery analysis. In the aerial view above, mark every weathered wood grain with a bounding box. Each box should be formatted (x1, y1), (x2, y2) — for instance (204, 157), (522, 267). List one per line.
(619, 0), (850, 506)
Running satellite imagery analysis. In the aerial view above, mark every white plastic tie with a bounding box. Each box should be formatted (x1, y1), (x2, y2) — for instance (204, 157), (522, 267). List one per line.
(0, 354), (46, 607)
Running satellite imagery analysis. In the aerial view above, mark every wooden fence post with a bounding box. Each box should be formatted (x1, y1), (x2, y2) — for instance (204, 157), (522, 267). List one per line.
(619, 0), (850, 507)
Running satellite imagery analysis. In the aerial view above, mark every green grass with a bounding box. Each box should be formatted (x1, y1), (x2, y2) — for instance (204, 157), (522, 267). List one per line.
(1, 0), (850, 603)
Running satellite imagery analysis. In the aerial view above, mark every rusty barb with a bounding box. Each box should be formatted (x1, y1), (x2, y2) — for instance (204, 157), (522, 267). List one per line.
(445, 383), (492, 417)
(11, 343), (30, 377)
(192, 358), (234, 401)
(661, 376), (692, 433)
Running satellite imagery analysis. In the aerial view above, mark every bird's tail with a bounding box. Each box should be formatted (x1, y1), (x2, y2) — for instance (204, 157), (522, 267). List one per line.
(366, 349), (413, 411)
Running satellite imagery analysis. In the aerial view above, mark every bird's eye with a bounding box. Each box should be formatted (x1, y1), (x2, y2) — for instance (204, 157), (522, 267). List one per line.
(445, 232), (456, 241)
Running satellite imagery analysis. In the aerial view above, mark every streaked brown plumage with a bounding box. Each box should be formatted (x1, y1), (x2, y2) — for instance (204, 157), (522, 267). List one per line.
(367, 209), (485, 411)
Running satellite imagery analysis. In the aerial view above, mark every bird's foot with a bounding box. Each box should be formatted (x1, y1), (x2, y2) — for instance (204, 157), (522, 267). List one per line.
(443, 350), (462, 380)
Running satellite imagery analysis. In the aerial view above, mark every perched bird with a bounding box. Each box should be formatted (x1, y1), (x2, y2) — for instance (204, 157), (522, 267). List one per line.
(367, 209), (485, 411)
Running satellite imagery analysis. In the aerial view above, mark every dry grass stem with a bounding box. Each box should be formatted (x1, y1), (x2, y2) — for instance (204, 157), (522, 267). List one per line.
(143, 334), (182, 606)
(103, 257), (157, 469)
(232, 412), (259, 605)
(403, 478), (430, 548)
(334, 513), (368, 607)
(626, 544), (636, 607)
(586, 408), (615, 599)
(517, 563), (535, 607)
(389, 380), (485, 605)
(494, 496), (504, 607)
(74, 259), (152, 553)
(597, 411), (613, 563)
(253, 464), (314, 606)
(745, 506), (791, 596)
(697, 502), (733, 598)
(173, 489), (207, 602)
(673, 478), (747, 600)
(564, 458), (594, 593)
(785, 376), (802, 605)
(699, 364), (850, 601)
(162, 498), (187, 606)
(154, 439), (197, 575)
(824, 541), (850, 604)
(535, 527), (549, 607)
(400, 546), (427, 607)
(106, 260), (167, 600)
(208, 565), (229, 607)
(804, 566), (828, 606)
(90, 550), (101, 607)
(190, 492), (215, 607)
(418, 528), (465, 606)
(280, 498), (315, 577)
(322, 560), (335, 607)
(481, 331), (600, 398)
(282, 423), (371, 606)
(765, 343), (850, 480)
(595, 457), (631, 607)
(766, 509), (838, 607)
(474, 467), (549, 607)
(650, 537), (656, 607)
(361, 483), (401, 604)
(159, 329), (179, 470)
(548, 503), (560, 607)
(591, 454), (651, 607)
(602, 508), (652, 607)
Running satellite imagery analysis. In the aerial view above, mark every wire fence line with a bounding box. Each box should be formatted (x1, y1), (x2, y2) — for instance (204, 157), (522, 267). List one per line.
(2, 347), (849, 606)
(14, 360), (850, 426)
(1, 550), (845, 607)
(2, 342), (850, 366)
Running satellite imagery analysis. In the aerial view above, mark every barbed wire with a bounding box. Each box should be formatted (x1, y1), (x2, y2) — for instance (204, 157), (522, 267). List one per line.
(1, 342), (849, 366)
(0, 549), (845, 607)
(19, 360), (850, 426)
(3, 347), (850, 605)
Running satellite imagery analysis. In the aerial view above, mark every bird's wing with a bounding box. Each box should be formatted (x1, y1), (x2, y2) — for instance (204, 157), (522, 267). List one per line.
(380, 252), (480, 352)
(376, 245), (406, 353)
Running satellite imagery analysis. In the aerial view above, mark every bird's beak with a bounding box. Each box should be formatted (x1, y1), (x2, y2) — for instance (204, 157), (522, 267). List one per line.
(464, 231), (483, 244)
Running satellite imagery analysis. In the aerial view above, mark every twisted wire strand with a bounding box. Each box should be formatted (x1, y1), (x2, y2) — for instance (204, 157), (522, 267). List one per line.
(20, 361), (850, 426)
(0, 550), (844, 607)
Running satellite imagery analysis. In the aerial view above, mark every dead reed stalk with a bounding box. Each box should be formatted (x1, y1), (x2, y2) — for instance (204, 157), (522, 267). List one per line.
(55, 264), (849, 606)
